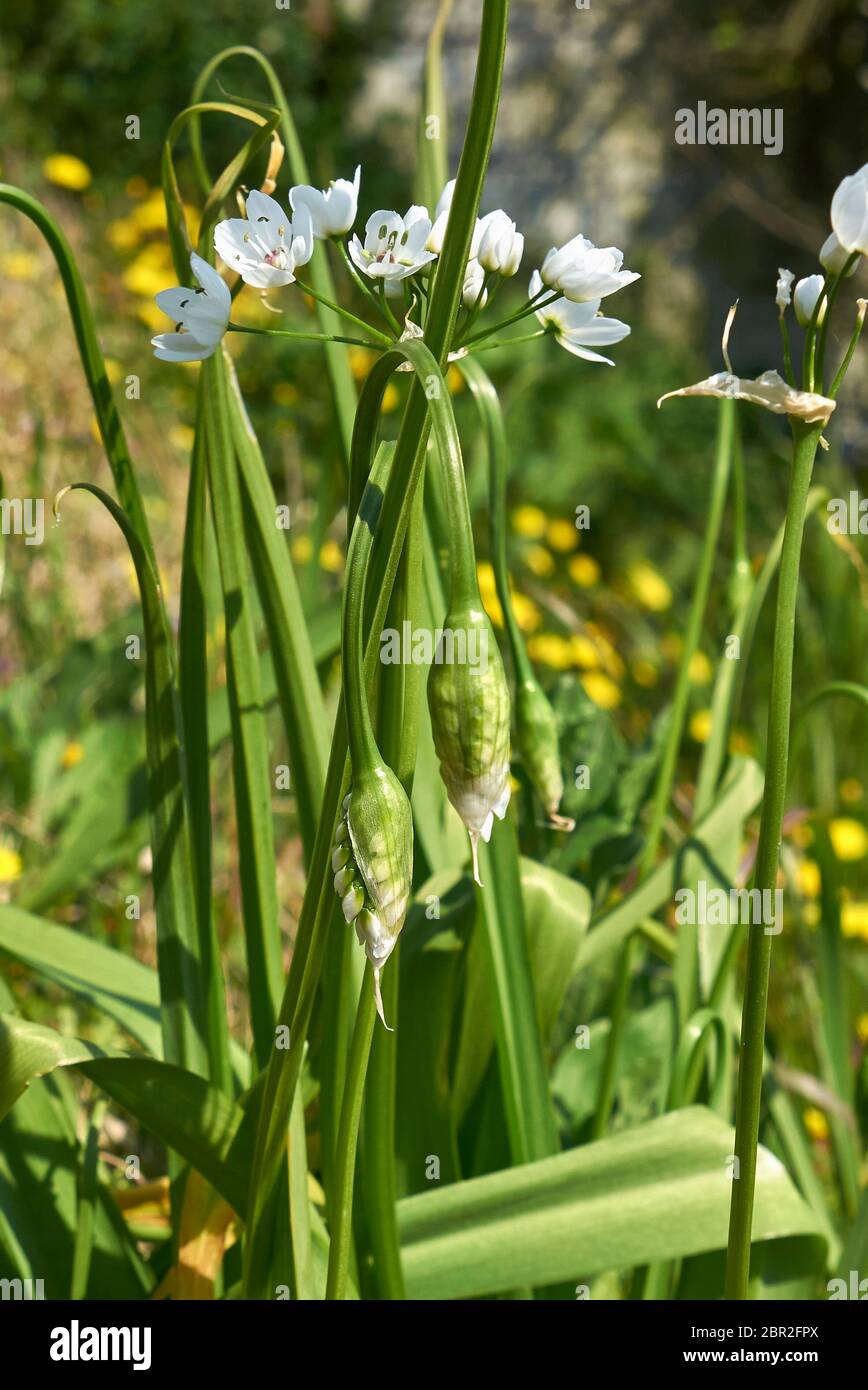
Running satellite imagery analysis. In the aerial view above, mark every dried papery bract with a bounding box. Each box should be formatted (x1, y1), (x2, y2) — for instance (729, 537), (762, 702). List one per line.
(657, 369), (836, 425)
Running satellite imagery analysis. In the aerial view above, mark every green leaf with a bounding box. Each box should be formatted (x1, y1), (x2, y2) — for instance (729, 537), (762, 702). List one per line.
(397, 1106), (823, 1300)
(0, 1015), (253, 1215)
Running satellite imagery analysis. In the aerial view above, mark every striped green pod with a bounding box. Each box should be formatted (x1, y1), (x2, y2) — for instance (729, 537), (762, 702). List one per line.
(515, 675), (574, 829)
(427, 604), (511, 883)
(331, 764), (413, 1029)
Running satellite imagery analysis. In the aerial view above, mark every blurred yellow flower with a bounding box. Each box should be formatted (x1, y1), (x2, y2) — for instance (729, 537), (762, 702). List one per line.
(689, 709), (712, 743)
(136, 299), (168, 332)
(0, 846), (23, 883)
(348, 346), (376, 381)
(43, 153), (92, 191)
(632, 658), (659, 688)
(661, 631), (683, 663)
(829, 818), (868, 862)
(527, 633), (574, 670)
(628, 561), (672, 612)
(380, 382), (400, 414)
(103, 357), (123, 384)
(320, 540), (344, 573)
(291, 536), (313, 565)
(511, 505), (546, 539)
(106, 218), (142, 252)
(512, 591), (541, 633)
(525, 544), (555, 577)
(273, 382), (298, 407)
(477, 561), (496, 595)
(728, 729), (754, 756)
(840, 778), (863, 805)
(582, 672), (621, 709)
(797, 859), (821, 898)
(803, 1107), (829, 1142)
(568, 553), (600, 587)
(446, 364), (464, 394)
(588, 628), (625, 679)
(123, 244), (174, 299)
(61, 742), (85, 769)
(791, 821), (814, 849)
(546, 518), (578, 553)
(1, 251), (39, 281)
(169, 425), (196, 453)
(130, 190), (168, 232)
(570, 634), (600, 670)
(689, 651), (713, 685)
(842, 901), (868, 940)
(856, 1014), (868, 1043)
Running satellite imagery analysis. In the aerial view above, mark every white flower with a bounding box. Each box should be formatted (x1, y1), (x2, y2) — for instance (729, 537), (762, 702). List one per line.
(793, 274), (826, 329)
(529, 268), (630, 364)
(152, 253), (230, 362)
(290, 165), (360, 239)
(831, 163), (868, 256)
(426, 180), (457, 255)
(462, 258), (488, 309)
(820, 231), (859, 277)
(477, 210), (523, 276)
(348, 207), (436, 283)
(214, 191), (313, 289)
(540, 233), (640, 302)
(775, 267), (794, 313)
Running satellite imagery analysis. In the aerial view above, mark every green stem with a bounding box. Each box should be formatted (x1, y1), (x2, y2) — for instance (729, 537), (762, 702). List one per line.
(228, 323), (385, 349)
(459, 287), (555, 350)
(474, 328), (547, 352)
(724, 420), (823, 1300)
(325, 971), (377, 1299)
(639, 398), (735, 878)
(289, 282), (391, 343)
(816, 253), (859, 390)
(828, 299), (866, 398)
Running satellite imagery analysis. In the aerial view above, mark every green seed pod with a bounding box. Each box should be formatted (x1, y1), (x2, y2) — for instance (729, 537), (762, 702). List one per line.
(427, 605), (511, 884)
(331, 766), (413, 1029)
(514, 675), (574, 830)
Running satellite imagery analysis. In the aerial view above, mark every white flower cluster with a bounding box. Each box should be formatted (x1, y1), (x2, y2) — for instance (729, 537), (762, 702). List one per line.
(778, 163), (865, 328)
(152, 164), (640, 366)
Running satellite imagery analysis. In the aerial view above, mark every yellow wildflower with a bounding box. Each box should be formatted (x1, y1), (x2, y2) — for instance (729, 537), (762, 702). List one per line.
(1, 251), (39, 281)
(169, 425), (195, 453)
(628, 561), (672, 612)
(380, 382), (400, 414)
(319, 540), (344, 574)
(856, 1014), (868, 1043)
(511, 505), (546, 539)
(728, 729), (754, 756)
(546, 518), (579, 553)
(829, 818), (867, 862)
(291, 536), (313, 565)
(527, 633), (574, 670)
(43, 154), (92, 191)
(840, 778), (863, 805)
(106, 218), (142, 252)
(689, 709), (712, 743)
(511, 591), (541, 633)
(0, 846), (23, 883)
(842, 901), (868, 941)
(689, 651), (713, 685)
(661, 632), (683, 663)
(581, 672), (621, 709)
(803, 1108), (829, 1142)
(632, 658), (659, 688)
(797, 859), (821, 898)
(568, 553), (600, 587)
(570, 634), (600, 670)
(61, 742), (85, 770)
(525, 545), (555, 578)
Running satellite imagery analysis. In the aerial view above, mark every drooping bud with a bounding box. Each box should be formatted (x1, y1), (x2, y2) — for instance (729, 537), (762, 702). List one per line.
(793, 274), (826, 329)
(332, 766), (413, 1028)
(819, 231), (859, 277)
(427, 605), (511, 884)
(514, 676), (574, 830)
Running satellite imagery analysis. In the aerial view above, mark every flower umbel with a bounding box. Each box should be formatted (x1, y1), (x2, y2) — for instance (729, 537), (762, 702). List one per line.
(152, 252), (230, 362)
(214, 191), (314, 288)
(290, 165), (361, 239)
(348, 206), (436, 284)
(530, 269), (630, 364)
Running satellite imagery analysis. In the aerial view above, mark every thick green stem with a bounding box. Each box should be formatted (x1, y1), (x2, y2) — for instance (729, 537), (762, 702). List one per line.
(724, 421), (822, 1300)
(325, 972), (377, 1299)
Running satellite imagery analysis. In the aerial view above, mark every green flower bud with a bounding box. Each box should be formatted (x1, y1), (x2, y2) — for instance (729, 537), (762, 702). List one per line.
(515, 675), (574, 830)
(427, 605), (511, 884)
(331, 767), (413, 1029)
